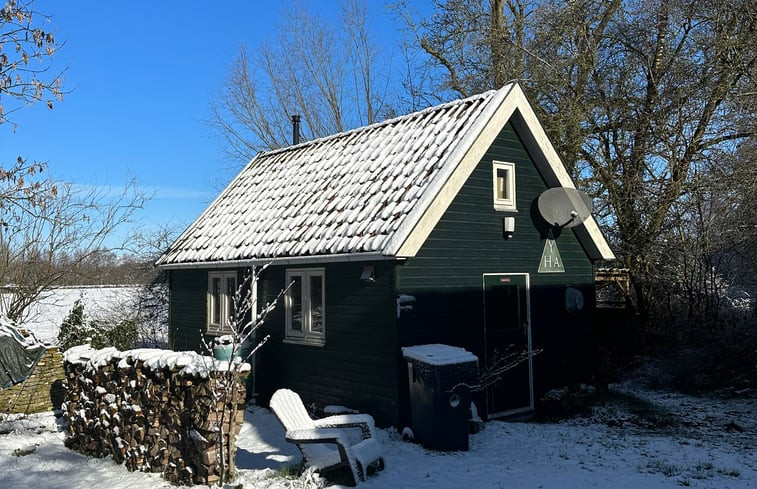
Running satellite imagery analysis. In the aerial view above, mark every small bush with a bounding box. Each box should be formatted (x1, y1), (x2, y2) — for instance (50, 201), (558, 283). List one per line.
(57, 299), (138, 351)
(57, 300), (91, 350)
(91, 318), (138, 351)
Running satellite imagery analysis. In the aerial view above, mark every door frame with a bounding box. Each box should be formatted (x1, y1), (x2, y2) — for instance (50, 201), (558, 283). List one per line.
(482, 272), (534, 418)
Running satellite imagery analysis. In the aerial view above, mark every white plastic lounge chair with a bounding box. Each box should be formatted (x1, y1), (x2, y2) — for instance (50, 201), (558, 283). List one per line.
(269, 388), (384, 486)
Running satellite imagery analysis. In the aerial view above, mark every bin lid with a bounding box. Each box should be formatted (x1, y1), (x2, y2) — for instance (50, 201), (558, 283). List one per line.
(401, 344), (477, 366)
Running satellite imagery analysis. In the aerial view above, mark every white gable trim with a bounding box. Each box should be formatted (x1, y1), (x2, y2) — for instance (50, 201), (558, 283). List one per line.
(506, 87), (614, 260)
(387, 83), (615, 261)
(384, 84), (516, 257)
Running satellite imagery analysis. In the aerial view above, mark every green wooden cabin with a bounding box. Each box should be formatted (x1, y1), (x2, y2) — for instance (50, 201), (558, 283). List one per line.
(157, 83), (614, 427)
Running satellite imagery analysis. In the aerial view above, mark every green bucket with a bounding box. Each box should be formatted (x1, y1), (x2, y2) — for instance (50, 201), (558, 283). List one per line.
(212, 343), (252, 362)
(212, 344), (234, 361)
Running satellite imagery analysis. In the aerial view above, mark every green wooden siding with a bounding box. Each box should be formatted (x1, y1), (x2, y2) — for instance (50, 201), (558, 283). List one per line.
(398, 122), (597, 403)
(168, 268), (246, 352)
(168, 269), (210, 352)
(255, 261), (400, 427)
(168, 263), (400, 425)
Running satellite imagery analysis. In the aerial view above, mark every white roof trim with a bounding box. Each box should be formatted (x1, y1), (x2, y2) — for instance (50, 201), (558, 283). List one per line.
(384, 84), (515, 257)
(388, 83), (615, 261)
(159, 252), (397, 270)
(506, 86), (615, 260)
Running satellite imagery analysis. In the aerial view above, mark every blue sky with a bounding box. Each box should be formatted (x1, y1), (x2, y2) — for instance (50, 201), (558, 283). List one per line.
(0, 1), (419, 247)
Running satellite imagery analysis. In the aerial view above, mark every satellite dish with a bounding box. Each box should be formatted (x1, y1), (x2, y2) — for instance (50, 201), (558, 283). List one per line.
(537, 187), (593, 229)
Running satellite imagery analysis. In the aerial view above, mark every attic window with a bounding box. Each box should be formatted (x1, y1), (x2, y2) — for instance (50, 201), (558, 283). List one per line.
(492, 161), (517, 211)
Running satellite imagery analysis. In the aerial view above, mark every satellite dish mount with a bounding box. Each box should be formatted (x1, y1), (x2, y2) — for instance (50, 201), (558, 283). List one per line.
(537, 187), (593, 233)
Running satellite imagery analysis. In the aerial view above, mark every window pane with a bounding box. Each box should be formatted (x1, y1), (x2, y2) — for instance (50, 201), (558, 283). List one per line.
(290, 275), (303, 332)
(211, 277), (221, 325)
(496, 168), (509, 200)
(225, 276), (236, 326)
(309, 274), (323, 333)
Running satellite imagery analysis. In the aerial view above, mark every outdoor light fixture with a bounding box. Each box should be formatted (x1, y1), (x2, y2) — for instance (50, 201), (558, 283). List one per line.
(360, 265), (375, 282)
(503, 217), (515, 239)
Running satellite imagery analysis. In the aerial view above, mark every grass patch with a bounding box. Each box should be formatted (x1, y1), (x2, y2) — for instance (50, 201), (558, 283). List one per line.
(643, 458), (743, 482)
(644, 457), (682, 477)
(593, 391), (665, 416)
(691, 461), (715, 479)
(718, 467), (741, 478)
(268, 463), (325, 488)
(269, 462), (306, 479)
(589, 390), (675, 429)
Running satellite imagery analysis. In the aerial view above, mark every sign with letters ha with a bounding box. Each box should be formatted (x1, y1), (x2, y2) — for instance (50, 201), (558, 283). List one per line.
(538, 239), (565, 273)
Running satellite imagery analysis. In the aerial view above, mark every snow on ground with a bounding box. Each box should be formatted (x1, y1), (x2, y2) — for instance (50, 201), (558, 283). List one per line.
(9, 286), (141, 345)
(0, 384), (754, 489)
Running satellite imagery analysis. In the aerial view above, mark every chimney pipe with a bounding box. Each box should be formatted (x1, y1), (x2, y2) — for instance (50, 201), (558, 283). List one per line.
(291, 115), (301, 145)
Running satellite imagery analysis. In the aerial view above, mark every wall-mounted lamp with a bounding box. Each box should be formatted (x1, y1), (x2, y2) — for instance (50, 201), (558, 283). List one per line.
(503, 217), (515, 239)
(360, 265), (375, 282)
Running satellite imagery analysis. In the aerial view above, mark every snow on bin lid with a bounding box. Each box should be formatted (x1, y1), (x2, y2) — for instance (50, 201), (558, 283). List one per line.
(401, 344), (477, 366)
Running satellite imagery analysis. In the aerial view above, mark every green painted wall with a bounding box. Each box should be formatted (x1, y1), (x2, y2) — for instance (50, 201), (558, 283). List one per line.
(168, 263), (400, 426)
(168, 268), (245, 352)
(255, 261), (400, 427)
(168, 269), (209, 352)
(397, 122), (597, 409)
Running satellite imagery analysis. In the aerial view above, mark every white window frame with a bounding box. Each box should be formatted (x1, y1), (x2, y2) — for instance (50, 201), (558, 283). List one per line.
(285, 268), (325, 346)
(492, 161), (517, 211)
(207, 271), (238, 335)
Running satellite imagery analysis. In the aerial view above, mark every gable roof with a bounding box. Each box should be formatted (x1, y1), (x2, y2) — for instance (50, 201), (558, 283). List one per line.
(157, 83), (614, 268)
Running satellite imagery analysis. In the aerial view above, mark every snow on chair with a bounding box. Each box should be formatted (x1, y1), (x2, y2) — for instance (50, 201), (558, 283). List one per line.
(269, 388), (385, 486)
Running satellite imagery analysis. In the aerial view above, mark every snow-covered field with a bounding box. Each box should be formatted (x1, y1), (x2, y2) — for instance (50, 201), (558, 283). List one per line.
(0, 384), (754, 489)
(9, 286), (143, 345)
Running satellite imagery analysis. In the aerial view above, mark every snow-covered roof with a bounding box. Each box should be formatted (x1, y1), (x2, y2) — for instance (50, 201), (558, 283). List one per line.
(157, 83), (614, 267)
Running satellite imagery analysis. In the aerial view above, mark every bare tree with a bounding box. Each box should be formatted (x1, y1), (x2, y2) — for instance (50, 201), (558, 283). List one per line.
(1, 0), (66, 258)
(645, 140), (757, 327)
(402, 0), (757, 327)
(394, 0), (540, 101)
(199, 265), (284, 485)
(209, 0), (396, 160)
(0, 0), (64, 126)
(570, 0), (755, 322)
(127, 224), (181, 347)
(1, 2), (154, 325)
(0, 178), (146, 322)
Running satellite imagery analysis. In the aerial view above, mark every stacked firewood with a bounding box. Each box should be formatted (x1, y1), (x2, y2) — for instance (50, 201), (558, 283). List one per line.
(62, 346), (247, 486)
